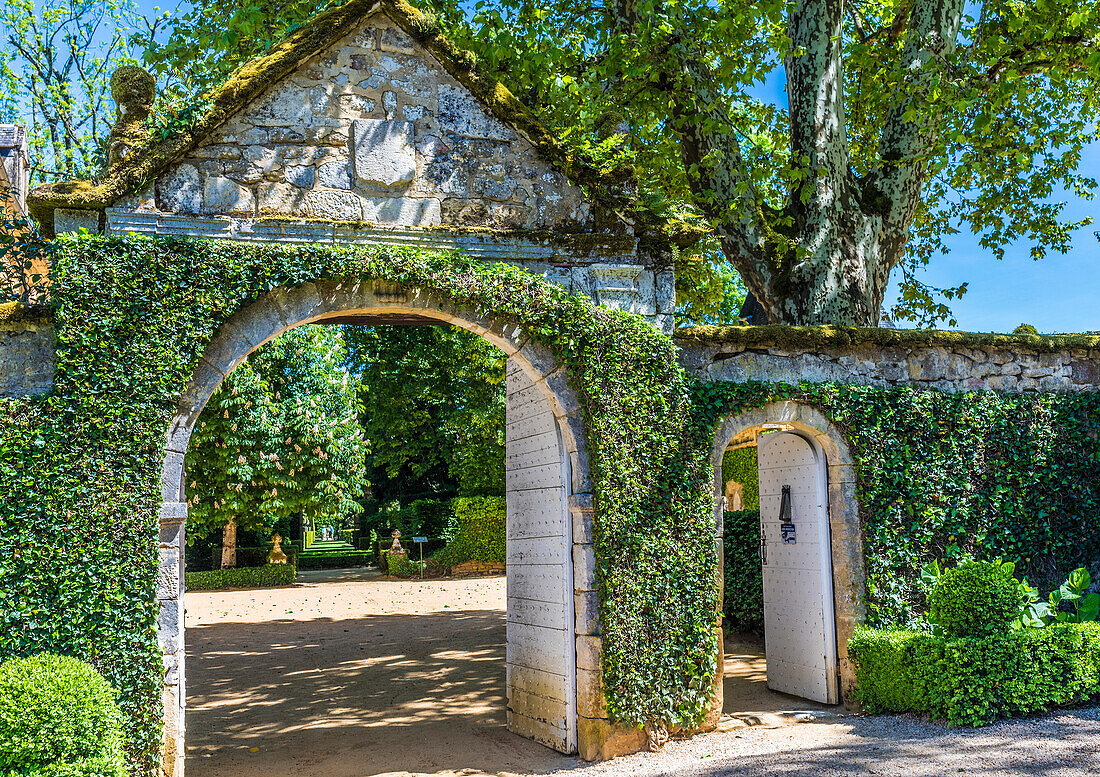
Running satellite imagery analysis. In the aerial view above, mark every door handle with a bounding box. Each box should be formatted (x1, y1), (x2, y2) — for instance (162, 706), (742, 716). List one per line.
(760, 527), (768, 566)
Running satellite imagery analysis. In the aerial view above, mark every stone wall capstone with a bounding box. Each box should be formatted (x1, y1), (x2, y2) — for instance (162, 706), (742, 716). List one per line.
(678, 337), (1100, 393)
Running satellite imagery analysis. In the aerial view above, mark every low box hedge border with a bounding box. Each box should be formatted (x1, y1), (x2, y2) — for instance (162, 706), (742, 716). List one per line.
(184, 564), (297, 591)
(849, 623), (1100, 725)
(296, 551), (374, 570)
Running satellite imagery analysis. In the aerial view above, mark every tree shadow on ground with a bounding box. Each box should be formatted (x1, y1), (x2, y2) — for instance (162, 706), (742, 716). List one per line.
(186, 609), (576, 777)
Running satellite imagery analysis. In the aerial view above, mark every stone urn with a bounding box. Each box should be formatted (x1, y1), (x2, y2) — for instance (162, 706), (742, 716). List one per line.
(267, 533), (288, 565)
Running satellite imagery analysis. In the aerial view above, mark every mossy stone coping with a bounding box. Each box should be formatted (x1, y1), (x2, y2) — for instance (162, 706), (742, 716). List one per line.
(0, 302), (52, 326)
(674, 324), (1100, 353)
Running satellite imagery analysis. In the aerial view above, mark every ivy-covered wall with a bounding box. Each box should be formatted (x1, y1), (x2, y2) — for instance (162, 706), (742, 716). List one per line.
(700, 383), (1100, 627)
(0, 234), (720, 774)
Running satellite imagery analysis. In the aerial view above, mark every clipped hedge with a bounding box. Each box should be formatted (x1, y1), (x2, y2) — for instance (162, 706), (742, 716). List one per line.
(0, 653), (126, 777)
(433, 496), (506, 568)
(384, 551), (424, 578)
(721, 447), (759, 510)
(850, 623), (1100, 725)
(297, 551), (374, 569)
(722, 510), (763, 633)
(185, 564), (296, 591)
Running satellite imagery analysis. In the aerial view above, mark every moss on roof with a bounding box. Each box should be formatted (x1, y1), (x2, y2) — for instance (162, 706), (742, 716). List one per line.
(0, 302), (53, 326)
(674, 324), (1100, 354)
(28, 0), (634, 218)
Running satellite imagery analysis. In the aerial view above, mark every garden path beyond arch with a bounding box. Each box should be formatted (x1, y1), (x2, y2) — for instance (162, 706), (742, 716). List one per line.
(156, 279), (594, 777)
(711, 401), (866, 703)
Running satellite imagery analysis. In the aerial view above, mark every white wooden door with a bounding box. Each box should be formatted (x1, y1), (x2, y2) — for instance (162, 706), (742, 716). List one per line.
(756, 431), (839, 704)
(503, 359), (577, 753)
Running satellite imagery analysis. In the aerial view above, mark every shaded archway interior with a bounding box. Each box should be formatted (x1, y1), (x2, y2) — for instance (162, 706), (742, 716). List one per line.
(158, 282), (592, 777)
(711, 401), (866, 703)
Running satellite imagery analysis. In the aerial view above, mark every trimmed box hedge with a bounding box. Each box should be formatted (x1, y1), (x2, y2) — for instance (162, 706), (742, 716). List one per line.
(184, 564), (297, 591)
(296, 551), (374, 570)
(849, 623), (1100, 725)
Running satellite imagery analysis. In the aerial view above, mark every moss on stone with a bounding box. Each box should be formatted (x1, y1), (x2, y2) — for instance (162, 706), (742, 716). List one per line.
(674, 324), (1100, 354)
(253, 216), (637, 254)
(0, 301), (53, 326)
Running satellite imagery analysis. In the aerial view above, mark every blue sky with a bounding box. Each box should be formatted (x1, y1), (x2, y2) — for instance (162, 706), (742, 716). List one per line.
(130, 0), (1098, 334)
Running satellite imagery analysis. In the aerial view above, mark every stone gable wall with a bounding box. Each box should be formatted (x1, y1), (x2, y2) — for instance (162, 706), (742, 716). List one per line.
(679, 339), (1100, 393)
(115, 15), (591, 231)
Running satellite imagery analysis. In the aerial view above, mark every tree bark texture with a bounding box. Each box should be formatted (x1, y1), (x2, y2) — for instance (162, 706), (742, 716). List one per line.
(668, 0), (965, 324)
(221, 518), (237, 569)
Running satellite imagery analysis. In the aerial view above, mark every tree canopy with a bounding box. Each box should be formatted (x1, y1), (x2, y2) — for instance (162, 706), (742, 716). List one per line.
(186, 325), (368, 565)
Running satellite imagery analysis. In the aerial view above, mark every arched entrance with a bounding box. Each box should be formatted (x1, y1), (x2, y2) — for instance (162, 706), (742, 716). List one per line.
(711, 401), (865, 706)
(157, 279), (589, 776)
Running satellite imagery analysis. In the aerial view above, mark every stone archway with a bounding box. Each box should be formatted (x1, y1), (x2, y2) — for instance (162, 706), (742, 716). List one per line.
(711, 401), (865, 703)
(156, 278), (595, 776)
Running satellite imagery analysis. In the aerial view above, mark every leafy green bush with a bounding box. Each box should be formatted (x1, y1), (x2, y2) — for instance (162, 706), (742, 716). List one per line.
(433, 497), (506, 568)
(185, 564), (296, 591)
(722, 510), (762, 632)
(384, 551), (425, 578)
(0, 654), (126, 777)
(721, 447), (759, 510)
(296, 551), (374, 570)
(928, 560), (1026, 638)
(851, 623), (1100, 725)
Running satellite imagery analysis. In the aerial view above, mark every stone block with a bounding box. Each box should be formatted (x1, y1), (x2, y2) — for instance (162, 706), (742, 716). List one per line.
(576, 635), (601, 671)
(54, 208), (99, 235)
(317, 160), (353, 190)
(437, 83), (515, 141)
(156, 164), (202, 213)
(157, 546), (180, 600)
(202, 176), (254, 215)
(577, 667), (606, 718)
(361, 195), (440, 225)
(303, 189), (363, 220)
(158, 599), (181, 654)
(352, 118), (415, 187)
(285, 165), (315, 188)
(577, 717), (646, 761)
(574, 589), (600, 635)
(572, 544), (597, 591)
(258, 182), (305, 214)
(160, 450), (184, 503)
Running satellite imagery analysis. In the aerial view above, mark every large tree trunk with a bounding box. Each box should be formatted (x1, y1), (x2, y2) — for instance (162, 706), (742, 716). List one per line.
(664, 0), (966, 326)
(220, 518), (237, 569)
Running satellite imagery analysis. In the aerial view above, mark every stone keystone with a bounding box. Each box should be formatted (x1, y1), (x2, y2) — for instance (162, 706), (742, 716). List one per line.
(352, 118), (415, 187)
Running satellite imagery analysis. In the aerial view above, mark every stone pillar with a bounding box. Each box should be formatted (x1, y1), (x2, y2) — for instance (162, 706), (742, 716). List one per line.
(158, 502), (187, 777)
(571, 494), (646, 761)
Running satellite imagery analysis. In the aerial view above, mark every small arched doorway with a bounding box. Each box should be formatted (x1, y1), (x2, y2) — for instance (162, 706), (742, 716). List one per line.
(712, 401), (865, 709)
(156, 279), (589, 776)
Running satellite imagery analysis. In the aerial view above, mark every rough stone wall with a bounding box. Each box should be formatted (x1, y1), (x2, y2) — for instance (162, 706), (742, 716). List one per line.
(679, 340), (1100, 393)
(0, 321), (54, 397)
(115, 15), (589, 231)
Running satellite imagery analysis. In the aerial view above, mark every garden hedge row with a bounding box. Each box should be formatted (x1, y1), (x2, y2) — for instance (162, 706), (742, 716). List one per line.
(721, 447), (759, 510)
(297, 551), (374, 569)
(433, 496), (506, 568)
(722, 510), (763, 633)
(184, 564), (297, 591)
(849, 624), (1100, 725)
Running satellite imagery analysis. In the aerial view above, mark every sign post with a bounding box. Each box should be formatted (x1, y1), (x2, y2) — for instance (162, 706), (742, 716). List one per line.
(412, 536), (427, 578)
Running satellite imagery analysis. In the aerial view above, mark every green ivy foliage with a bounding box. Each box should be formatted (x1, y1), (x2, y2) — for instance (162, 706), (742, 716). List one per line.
(720, 446), (758, 510)
(184, 564), (297, 591)
(698, 382), (1100, 628)
(434, 496), (506, 567)
(722, 510), (762, 633)
(0, 234), (721, 772)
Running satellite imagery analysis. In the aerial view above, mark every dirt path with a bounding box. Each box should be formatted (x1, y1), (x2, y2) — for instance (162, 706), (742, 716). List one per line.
(185, 570), (572, 777)
(186, 570), (1100, 777)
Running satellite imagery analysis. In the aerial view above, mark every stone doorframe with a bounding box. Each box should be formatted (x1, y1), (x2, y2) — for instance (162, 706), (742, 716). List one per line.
(710, 400), (866, 702)
(155, 278), (610, 777)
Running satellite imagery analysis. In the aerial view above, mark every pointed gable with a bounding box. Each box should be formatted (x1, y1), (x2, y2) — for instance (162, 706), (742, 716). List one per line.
(128, 10), (590, 229)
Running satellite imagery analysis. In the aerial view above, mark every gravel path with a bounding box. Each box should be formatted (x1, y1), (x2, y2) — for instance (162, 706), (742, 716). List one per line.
(185, 570), (1100, 777)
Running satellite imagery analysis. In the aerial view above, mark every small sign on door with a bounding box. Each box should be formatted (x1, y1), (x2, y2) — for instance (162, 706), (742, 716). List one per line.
(780, 522), (797, 544)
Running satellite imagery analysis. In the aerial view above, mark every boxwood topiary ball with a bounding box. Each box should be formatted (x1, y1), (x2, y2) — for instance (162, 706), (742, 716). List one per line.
(928, 561), (1024, 638)
(0, 653), (126, 776)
